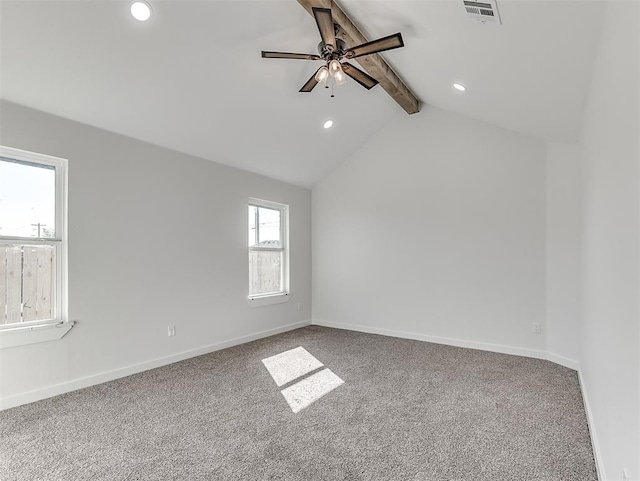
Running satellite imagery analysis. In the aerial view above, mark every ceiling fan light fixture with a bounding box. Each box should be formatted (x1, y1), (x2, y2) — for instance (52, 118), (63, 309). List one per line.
(453, 83), (467, 91)
(260, 7), (412, 104)
(334, 69), (347, 86)
(315, 66), (329, 84)
(130, 1), (152, 21)
(328, 59), (342, 77)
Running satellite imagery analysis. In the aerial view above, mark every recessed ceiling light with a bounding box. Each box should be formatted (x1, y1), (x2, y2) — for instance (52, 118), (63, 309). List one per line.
(323, 120), (333, 129)
(453, 83), (467, 91)
(131, 1), (152, 22)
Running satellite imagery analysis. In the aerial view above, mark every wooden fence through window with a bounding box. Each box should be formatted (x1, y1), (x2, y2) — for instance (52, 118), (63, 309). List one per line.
(0, 245), (55, 324)
(249, 251), (282, 296)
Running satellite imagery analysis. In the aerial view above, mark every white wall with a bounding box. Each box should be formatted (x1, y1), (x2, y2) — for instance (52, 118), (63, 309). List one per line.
(546, 143), (581, 368)
(0, 101), (312, 408)
(578, 1), (640, 479)
(312, 107), (547, 356)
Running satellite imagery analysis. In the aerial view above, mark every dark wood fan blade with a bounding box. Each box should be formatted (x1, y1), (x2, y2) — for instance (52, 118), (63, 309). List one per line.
(262, 51), (322, 60)
(312, 7), (336, 53)
(299, 68), (321, 92)
(341, 63), (379, 90)
(344, 33), (404, 59)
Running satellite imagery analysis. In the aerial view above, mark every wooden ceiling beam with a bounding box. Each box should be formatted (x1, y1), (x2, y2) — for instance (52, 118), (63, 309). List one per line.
(296, 0), (421, 114)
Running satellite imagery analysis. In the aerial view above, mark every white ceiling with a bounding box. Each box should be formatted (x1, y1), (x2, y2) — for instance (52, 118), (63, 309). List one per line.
(0, 0), (605, 187)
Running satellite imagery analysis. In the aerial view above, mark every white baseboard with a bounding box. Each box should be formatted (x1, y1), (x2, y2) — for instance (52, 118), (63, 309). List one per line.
(547, 352), (580, 371)
(0, 320), (311, 411)
(313, 319), (548, 361)
(578, 369), (605, 481)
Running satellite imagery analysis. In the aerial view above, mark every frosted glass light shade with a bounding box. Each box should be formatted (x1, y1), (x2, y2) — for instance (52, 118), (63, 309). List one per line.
(329, 60), (342, 77)
(315, 66), (329, 83)
(334, 69), (347, 85)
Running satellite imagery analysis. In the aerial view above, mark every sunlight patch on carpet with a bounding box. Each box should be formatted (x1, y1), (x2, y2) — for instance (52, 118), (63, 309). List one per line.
(262, 347), (344, 413)
(280, 368), (344, 413)
(262, 346), (324, 387)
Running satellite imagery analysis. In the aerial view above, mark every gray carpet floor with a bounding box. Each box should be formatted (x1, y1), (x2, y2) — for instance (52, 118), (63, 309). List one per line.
(1, 326), (597, 480)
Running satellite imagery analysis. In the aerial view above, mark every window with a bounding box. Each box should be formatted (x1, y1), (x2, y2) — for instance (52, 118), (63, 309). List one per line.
(0, 146), (70, 347)
(248, 199), (289, 303)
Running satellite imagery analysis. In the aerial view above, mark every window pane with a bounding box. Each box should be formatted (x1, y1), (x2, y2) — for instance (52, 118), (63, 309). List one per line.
(0, 158), (56, 238)
(0, 244), (56, 324)
(249, 250), (282, 296)
(248, 205), (258, 247)
(257, 207), (281, 248)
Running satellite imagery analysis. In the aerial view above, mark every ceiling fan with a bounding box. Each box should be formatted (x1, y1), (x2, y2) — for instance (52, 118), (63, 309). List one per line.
(261, 7), (404, 93)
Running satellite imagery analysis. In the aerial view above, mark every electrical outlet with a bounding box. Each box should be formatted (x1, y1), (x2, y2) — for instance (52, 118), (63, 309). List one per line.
(622, 468), (629, 481)
(532, 322), (541, 333)
(167, 325), (176, 337)
(297, 302), (303, 311)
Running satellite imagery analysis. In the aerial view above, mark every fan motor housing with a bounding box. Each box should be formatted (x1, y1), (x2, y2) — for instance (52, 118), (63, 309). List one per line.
(318, 38), (348, 59)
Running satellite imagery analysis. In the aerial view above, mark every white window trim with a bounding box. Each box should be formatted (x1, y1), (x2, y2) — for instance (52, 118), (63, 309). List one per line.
(247, 198), (290, 306)
(248, 292), (290, 307)
(0, 145), (73, 349)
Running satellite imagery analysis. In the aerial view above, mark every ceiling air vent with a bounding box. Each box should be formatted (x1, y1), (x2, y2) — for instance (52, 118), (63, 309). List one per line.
(463, 0), (502, 25)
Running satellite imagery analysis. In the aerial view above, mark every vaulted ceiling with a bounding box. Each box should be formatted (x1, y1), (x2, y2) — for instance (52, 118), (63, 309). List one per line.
(0, 1), (605, 187)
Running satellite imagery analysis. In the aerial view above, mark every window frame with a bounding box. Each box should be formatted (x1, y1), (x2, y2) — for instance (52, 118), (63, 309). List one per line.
(247, 198), (290, 306)
(0, 145), (71, 348)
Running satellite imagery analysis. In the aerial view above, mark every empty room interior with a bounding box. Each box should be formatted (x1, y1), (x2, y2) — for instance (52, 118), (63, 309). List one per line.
(0, 0), (638, 479)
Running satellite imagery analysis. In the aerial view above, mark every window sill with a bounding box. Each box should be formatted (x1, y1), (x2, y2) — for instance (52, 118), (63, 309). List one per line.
(247, 293), (290, 308)
(0, 321), (75, 349)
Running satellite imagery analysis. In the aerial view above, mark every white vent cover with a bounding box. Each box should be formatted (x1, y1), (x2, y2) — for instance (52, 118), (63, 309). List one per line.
(464, 0), (502, 25)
